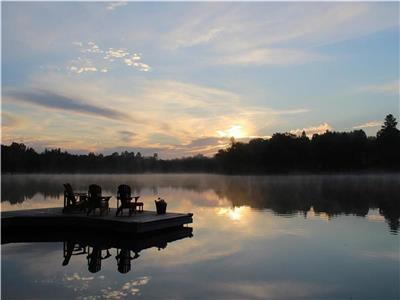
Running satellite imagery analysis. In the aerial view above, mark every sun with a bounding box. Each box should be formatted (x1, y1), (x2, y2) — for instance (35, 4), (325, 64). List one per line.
(217, 125), (244, 139)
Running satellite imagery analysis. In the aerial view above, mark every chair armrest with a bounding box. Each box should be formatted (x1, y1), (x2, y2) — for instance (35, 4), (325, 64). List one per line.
(74, 192), (87, 196)
(101, 196), (112, 202)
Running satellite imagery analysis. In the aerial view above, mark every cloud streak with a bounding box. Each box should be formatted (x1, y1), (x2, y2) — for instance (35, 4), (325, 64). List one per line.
(215, 48), (325, 66)
(358, 80), (399, 95)
(290, 123), (332, 137)
(353, 121), (382, 129)
(4, 89), (129, 121)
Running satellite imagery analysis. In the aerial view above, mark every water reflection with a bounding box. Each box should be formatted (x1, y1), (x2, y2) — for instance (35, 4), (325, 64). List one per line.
(2, 226), (193, 274)
(2, 174), (399, 233)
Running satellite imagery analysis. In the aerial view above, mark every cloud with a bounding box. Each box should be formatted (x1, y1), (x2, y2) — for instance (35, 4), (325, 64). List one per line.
(2, 113), (25, 129)
(353, 121), (382, 129)
(106, 1), (128, 11)
(118, 130), (137, 141)
(164, 2), (397, 67)
(67, 57), (106, 74)
(187, 137), (227, 148)
(290, 122), (332, 136)
(3, 72), (310, 158)
(104, 48), (130, 60)
(4, 89), (129, 121)
(270, 108), (310, 115)
(82, 41), (104, 54)
(357, 80), (399, 94)
(147, 133), (181, 146)
(72, 43), (151, 72)
(215, 48), (325, 66)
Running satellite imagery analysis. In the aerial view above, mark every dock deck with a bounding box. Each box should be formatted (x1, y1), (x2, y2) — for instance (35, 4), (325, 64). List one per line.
(2, 207), (193, 234)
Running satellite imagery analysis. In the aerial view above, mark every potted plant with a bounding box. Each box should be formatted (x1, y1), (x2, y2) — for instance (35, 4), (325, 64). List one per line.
(155, 197), (167, 214)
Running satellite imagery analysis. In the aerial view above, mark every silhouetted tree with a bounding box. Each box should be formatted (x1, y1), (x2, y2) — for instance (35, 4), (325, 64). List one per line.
(2, 114), (400, 174)
(376, 114), (400, 168)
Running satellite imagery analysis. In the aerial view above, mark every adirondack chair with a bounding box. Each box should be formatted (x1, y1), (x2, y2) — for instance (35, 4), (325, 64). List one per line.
(63, 183), (87, 212)
(115, 184), (143, 216)
(86, 184), (111, 216)
(116, 248), (140, 273)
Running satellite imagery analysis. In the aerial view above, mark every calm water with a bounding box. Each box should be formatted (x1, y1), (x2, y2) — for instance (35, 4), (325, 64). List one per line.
(1, 174), (399, 299)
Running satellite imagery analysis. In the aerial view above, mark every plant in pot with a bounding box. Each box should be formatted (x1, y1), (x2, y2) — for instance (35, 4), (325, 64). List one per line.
(155, 197), (167, 214)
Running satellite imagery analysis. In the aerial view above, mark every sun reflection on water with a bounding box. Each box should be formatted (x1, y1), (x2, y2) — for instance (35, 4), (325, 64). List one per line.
(217, 206), (248, 221)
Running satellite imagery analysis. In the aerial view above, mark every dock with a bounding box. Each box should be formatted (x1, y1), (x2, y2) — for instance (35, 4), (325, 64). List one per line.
(1, 207), (193, 234)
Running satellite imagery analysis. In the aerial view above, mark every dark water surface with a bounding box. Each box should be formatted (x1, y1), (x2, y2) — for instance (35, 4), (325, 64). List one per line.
(1, 174), (399, 299)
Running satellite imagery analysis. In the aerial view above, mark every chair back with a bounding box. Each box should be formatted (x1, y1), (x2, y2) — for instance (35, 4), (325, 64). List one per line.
(88, 184), (102, 206)
(64, 183), (76, 204)
(118, 184), (131, 201)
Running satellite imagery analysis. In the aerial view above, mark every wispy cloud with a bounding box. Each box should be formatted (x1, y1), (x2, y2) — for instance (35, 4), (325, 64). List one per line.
(215, 48), (325, 66)
(164, 3), (397, 67)
(353, 121), (382, 129)
(357, 80), (399, 94)
(290, 123), (332, 136)
(106, 1), (128, 11)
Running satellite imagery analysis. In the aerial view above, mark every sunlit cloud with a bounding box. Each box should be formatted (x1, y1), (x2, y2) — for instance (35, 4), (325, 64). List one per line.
(217, 125), (245, 138)
(82, 41), (104, 54)
(72, 42), (151, 72)
(290, 122), (332, 137)
(353, 121), (382, 129)
(3, 71), (312, 157)
(104, 48), (130, 60)
(67, 57), (105, 74)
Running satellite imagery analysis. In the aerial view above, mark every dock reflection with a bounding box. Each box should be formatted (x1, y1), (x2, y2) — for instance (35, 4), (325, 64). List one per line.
(2, 226), (193, 274)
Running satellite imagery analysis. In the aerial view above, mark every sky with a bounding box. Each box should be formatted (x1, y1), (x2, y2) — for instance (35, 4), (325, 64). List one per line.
(1, 2), (399, 158)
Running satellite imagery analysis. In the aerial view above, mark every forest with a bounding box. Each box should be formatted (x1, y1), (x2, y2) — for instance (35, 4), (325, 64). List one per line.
(2, 114), (400, 174)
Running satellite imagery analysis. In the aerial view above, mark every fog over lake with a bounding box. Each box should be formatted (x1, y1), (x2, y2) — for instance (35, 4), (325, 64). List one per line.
(2, 174), (399, 299)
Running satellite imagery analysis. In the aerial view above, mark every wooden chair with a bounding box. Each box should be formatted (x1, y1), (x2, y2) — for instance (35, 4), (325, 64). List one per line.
(116, 184), (143, 216)
(86, 184), (111, 216)
(63, 183), (87, 212)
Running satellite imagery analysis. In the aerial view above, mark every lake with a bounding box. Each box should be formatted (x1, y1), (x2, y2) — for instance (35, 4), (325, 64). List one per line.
(1, 174), (399, 299)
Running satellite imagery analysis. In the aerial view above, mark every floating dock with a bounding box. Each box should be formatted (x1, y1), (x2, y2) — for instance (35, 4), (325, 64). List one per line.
(1, 207), (193, 234)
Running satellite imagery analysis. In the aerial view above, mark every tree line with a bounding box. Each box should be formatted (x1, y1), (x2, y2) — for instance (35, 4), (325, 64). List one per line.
(2, 114), (400, 174)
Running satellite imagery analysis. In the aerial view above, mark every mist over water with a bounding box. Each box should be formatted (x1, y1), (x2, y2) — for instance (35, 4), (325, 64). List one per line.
(2, 174), (399, 299)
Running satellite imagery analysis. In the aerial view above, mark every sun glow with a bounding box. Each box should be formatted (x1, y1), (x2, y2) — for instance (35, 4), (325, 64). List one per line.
(217, 125), (245, 139)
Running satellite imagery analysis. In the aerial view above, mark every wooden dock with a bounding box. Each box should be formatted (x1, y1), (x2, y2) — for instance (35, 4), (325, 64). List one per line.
(1, 207), (193, 234)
